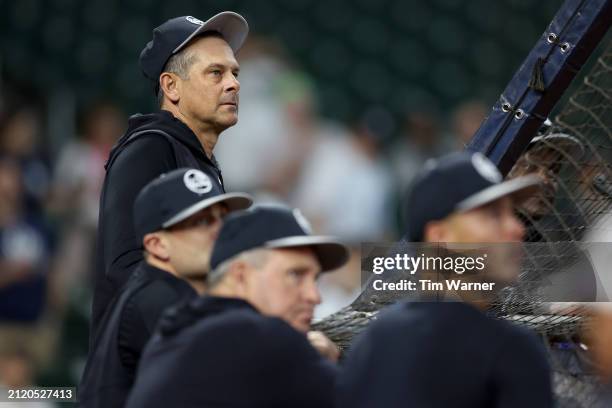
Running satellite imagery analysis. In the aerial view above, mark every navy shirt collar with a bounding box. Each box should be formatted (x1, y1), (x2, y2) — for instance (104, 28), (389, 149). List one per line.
(139, 261), (196, 296)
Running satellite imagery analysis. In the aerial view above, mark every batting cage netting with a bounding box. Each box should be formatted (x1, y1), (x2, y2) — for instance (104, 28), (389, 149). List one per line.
(497, 39), (612, 407)
(314, 40), (612, 407)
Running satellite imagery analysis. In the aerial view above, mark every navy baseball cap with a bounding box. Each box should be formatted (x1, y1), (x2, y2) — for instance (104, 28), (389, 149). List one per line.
(134, 168), (252, 242)
(210, 205), (350, 272)
(405, 152), (541, 241)
(139, 12), (249, 84)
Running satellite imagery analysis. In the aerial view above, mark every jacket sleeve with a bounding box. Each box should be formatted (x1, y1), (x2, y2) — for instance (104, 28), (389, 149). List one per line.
(117, 294), (152, 375)
(118, 280), (192, 372)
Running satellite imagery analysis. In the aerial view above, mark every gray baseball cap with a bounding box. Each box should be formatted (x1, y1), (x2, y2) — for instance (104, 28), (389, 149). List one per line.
(405, 152), (541, 241)
(134, 168), (252, 242)
(211, 205), (350, 273)
(140, 12), (249, 84)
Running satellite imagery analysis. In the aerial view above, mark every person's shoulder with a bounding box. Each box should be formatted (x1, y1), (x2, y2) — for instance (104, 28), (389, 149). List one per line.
(373, 301), (480, 328)
(360, 301), (499, 349)
(494, 318), (546, 354)
(245, 314), (311, 349)
(257, 316), (308, 344)
(358, 301), (422, 339)
(212, 314), (317, 363)
(184, 307), (306, 354)
(120, 270), (190, 326)
(113, 133), (175, 168)
(129, 275), (188, 314)
(104, 132), (178, 193)
(491, 318), (551, 397)
(193, 306), (290, 336)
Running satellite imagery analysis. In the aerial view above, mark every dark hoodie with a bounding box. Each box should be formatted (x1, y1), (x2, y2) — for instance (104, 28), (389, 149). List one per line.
(92, 110), (224, 337)
(336, 301), (553, 408)
(126, 296), (338, 408)
(78, 262), (196, 408)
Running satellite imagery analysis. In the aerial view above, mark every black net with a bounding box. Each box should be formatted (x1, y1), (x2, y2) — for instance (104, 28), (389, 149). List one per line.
(501, 41), (612, 407)
(313, 41), (612, 406)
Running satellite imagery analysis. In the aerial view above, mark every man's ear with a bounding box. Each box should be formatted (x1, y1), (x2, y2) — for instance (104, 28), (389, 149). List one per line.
(143, 232), (170, 261)
(229, 261), (248, 285)
(423, 220), (447, 242)
(159, 73), (181, 104)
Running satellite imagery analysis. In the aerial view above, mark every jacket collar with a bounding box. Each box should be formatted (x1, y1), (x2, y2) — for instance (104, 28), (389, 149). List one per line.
(121, 110), (220, 168)
(157, 110), (205, 156)
(137, 261), (196, 295)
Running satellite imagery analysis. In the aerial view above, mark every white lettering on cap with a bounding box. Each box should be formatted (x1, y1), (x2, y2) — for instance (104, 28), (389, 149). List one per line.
(183, 169), (212, 194)
(293, 208), (313, 234)
(186, 16), (204, 25)
(472, 153), (502, 183)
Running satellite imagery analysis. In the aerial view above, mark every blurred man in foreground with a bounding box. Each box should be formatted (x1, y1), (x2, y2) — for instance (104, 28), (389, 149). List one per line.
(79, 168), (251, 407)
(337, 152), (554, 408)
(126, 206), (348, 408)
(509, 129), (600, 305)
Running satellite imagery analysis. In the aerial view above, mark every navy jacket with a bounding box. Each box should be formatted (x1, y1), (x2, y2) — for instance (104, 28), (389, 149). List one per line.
(126, 296), (338, 408)
(336, 301), (553, 408)
(92, 110), (224, 333)
(79, 262), (196, 408)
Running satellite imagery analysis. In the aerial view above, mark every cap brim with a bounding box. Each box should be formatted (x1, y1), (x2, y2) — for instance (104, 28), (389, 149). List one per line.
(456, 175), (542, 212)
(173, 11), (249, 54)
(162, 192), (253, 228)
(529, 133), (585, 157)
(265, 236), (350, 272)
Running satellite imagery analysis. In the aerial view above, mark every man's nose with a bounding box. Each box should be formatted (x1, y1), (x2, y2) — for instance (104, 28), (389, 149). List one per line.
(225, 73), (240, 93)
(505, 213), (526, 242)
(304, 279), (322, 306)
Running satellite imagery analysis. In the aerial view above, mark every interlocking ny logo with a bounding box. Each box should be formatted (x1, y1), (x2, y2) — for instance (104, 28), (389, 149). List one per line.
(183, 169), (212, 195)
(186, 16), (204, 26)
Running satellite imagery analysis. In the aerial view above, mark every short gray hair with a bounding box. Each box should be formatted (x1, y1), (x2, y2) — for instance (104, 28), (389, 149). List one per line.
(155, 31), (224, 107)
(156, 49), (199, 107)
(208, 248), (268, 288)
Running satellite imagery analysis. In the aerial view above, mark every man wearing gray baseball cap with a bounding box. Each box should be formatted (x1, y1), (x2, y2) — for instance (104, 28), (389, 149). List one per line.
(93, 12), (249, 334)
(80, 168), (251, 408)
(337, 152), (553, 408)
(126, 205), (349, 408)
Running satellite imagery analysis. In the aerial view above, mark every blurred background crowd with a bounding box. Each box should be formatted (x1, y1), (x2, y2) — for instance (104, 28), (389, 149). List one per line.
(0, 0), (564, 398)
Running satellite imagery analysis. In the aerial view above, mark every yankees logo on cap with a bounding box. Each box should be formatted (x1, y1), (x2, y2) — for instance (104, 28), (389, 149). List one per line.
(139, 12), (249, 90)
(133, 168), (253, 242)
(185, 16), (204, 25)
(184, 169), (213, 195)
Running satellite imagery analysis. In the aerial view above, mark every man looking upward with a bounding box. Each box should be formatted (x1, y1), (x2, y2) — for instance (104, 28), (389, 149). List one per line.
(93, 12), (249, 331)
